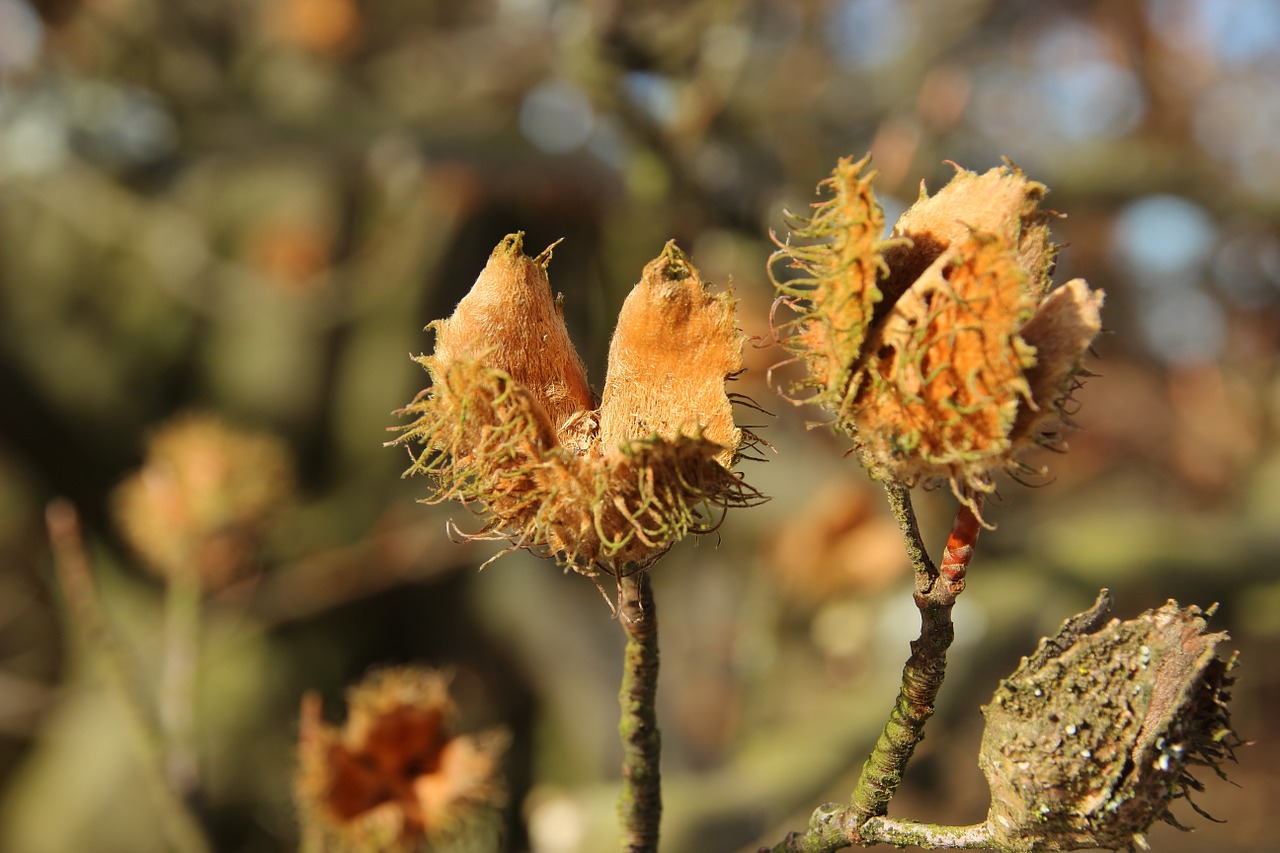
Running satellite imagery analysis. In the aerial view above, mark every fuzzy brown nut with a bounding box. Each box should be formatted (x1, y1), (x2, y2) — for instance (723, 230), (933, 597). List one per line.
(773, 157), (1103, 508)
(296, 668), (508, 852)
(979, 592), (1239, 852)
(392, 235), (762, 581)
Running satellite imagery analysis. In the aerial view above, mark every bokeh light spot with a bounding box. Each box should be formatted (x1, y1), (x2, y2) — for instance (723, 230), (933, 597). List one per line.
(519, 80), (594, 154)
(826, 0), (912, 70)
(1136, 286), (1226, 364)
(621, 72), (678, 127)
(0, 0), (42, 73)
(1111, 195), (1216, 279)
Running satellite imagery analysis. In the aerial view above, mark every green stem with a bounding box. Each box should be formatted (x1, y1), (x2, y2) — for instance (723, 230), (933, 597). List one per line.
(848, 487), (979, 826)
(760, 810), (996, 852)
(759, 487), (984, 852)
(617, 571), (662, 853)
(46, 500), (213, 853)
(884, 483), (936, 578)
(160, 572), (202, 801)
(859, 817), (994, 849)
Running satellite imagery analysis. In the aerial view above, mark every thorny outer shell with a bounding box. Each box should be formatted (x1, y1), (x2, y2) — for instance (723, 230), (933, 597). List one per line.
(980, 594), (1238, 852)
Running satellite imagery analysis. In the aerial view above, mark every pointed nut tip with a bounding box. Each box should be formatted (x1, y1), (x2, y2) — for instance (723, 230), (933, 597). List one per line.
(657, 240), (692, 280)
(495, 232), (527, 258)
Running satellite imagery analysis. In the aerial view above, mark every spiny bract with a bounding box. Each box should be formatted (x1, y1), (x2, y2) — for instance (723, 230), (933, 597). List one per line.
(773, 156), (1103, 511)
(391, 234), (763, 583)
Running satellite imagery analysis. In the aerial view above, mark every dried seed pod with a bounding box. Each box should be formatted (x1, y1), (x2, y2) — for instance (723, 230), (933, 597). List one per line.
(979, 592), (1239, 852)
(295, 667), (508, 852)
(113, 412), (293, 591)
(853, 230), (1038, 492)
(392, 236), (763, 583)
(772, 159), (1103, 509)
(880, 162), (1058, 308)
(1013, 279), (1105, 441)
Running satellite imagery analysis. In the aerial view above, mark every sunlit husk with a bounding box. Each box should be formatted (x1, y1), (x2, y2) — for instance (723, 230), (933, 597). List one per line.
(1013, 279), (1105, 440)
(393, 235), (762, 579)
(772, 159), (1103, 505)
(430, 233), (594, 437)
(853, 230), (1037, 494)
(770, 155), (889, 417)
(600, 241), (744, 466)
(880, 162), (1057, 309)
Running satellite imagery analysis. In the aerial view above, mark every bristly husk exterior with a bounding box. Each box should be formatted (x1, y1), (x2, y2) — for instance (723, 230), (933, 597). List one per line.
(772, 157), (1104, 511)
(979, 593), (1240, 852)
(771, 155), (891, 420)
(392, 234), (762, 581)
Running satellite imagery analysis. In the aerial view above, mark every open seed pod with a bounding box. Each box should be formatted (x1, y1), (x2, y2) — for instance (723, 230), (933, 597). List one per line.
(979, 591), (1239, 852)
(773, 157), (1103, 512)
(296, 668), (507, 852)
(392, 235), (763, 584)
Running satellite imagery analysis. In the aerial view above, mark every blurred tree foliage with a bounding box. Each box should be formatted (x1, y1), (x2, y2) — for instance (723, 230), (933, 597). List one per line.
(1, 0), (1278, 851)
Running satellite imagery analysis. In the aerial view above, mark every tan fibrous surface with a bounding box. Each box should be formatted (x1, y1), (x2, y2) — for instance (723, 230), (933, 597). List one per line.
(394, 235), (762, 580)
(296, 667), (507, 852)
(854, 231), (1037, 493)
(881, 162), (1058, 308)
(1014, 279), (1106, 439)
(430, 233), (595, 439)
(979, 595), (1239, 852)
(771, 156), (889, 417)
(772, 158), (1104, 508)
(599, 242), (744, 467)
